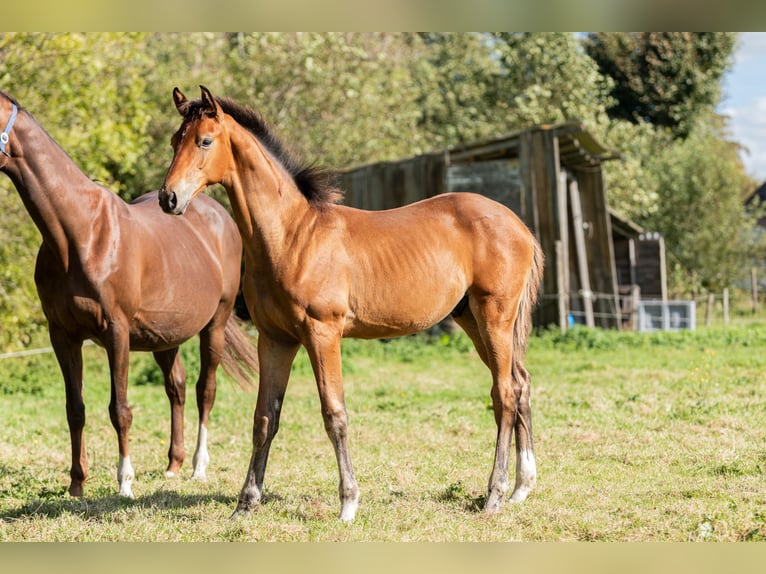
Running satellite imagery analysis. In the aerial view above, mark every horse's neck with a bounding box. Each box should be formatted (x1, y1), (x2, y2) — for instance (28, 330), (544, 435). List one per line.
(228, 130), (313, 264)
(4, 112), (115, 268)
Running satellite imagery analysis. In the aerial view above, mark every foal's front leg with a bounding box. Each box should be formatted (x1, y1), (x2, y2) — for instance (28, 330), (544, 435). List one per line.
(234, 335), (299, 516)
(303, 327), (360, 523)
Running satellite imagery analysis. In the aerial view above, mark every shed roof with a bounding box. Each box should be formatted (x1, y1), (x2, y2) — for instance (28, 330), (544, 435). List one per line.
(448, 121), (621, 168)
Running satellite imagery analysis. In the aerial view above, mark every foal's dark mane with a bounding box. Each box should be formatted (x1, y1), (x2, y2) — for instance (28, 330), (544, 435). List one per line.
(186, 95), (343, 206)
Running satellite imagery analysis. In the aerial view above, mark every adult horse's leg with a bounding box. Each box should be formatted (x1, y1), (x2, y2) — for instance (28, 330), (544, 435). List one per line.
(105, 322), (135, 498)
(192, 314), (225, 480)
(49, 326), (88, 496)
(303, 325), (360, 523)
(234, 335), (299, 516)
(153, 347), (187, 477)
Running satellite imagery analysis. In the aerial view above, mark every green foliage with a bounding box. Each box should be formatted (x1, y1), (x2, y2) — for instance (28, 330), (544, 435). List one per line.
(0, 188), (45, 349)
(584, 32), (736, 139)
(600, 119), (665, 220)
(0, 33), (156, 198)
(219, 33), (433, 168)
(492, 32), (615, 130)
(0, 351), (60, 396)
(640, 115), (758, 291)
(535, 321), (766, 351)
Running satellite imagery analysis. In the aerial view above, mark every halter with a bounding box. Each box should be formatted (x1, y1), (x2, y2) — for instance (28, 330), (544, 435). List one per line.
(1, 103), (19, 157)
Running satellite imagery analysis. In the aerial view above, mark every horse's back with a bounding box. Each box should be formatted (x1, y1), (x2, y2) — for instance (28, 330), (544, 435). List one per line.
(130, 191), (241, 256)
(340, 192), (535, 263)
(331, 192), (537, 338)
(33, 190), (239, 345)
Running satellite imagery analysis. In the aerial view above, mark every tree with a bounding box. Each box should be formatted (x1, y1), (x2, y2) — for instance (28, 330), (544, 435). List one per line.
(0, 33), (157, 199)
(491, 32), (615, 130)
(641, 113), (757, 293)
(220, 33), (433, 168)
(412, 32), (504, 149)
(584, 32), (736, 139)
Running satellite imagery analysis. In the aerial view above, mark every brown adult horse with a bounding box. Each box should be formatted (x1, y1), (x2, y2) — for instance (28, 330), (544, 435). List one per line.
(159, 86), (543, 522)
(0, 90), (258, 498)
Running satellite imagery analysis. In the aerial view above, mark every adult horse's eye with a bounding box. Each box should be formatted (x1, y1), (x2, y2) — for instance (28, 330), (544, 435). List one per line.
(199, 137), (213, 149)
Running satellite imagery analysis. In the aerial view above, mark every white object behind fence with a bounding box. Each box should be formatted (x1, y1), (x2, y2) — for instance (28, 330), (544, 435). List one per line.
(637, 300), (696, 332)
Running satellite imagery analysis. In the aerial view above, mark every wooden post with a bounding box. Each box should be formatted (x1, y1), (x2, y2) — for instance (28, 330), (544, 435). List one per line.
(568, 179), (595, 328)
(556, 240), (568, 333)
(752, 267), (759, 315)
(723, 288), (729, 325)
(631, 284), (641, 331)
(705, 293), (715, 327)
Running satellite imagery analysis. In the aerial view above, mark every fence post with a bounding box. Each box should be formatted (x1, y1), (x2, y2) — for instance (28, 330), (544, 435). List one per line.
(705, 293), (715, 327)
(631, 285), (641, 331)
(556, 240), (567, 334)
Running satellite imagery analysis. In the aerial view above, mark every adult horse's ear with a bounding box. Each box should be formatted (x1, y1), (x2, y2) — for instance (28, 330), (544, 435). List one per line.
(199, 85), (223, 120)
(173, 87), (190, 116)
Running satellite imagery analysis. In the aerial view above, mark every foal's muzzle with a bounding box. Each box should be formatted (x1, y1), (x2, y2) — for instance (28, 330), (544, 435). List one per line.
(158, 187), (179, 214)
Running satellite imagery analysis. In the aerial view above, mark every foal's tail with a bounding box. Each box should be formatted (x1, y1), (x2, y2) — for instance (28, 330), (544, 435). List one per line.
(513, 236), (544, 361)
(221, 316), (259, 391)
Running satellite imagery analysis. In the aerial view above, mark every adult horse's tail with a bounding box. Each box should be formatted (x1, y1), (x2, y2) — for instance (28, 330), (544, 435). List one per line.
(221, 316), (259, 390)
(513, 237), (544, 361)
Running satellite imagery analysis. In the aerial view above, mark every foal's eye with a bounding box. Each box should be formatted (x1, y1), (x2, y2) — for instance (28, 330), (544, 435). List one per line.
(199, 137), (213, 149)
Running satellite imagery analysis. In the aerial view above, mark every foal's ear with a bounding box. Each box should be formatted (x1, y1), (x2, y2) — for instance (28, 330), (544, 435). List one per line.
(199, 85), (223, 120)
(173, 87), (190, 116)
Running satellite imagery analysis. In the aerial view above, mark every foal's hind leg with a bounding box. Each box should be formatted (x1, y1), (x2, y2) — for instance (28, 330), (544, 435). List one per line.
(457, 296), (525, 513)
(153, 348), (187, 477)
(509, 359), (536, 503)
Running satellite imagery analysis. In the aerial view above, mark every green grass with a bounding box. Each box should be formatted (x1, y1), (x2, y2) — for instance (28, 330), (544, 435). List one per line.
(2, 323), (766, 540)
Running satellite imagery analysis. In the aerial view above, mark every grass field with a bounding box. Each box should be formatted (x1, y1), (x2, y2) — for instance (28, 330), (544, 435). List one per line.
(1, 321), (766, 541)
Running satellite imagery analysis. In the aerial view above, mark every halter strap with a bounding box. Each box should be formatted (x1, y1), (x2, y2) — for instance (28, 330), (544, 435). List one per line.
(1, 103), (19, 157)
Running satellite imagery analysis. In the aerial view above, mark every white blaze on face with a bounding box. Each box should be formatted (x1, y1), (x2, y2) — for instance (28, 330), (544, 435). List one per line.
(192, 423), (210, 480)
(510, 448), (536, 503)
(118, 455), (135, 498)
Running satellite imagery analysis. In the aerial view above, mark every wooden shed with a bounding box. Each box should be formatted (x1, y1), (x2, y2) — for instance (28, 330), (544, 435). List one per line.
(336, 121), (664, 330)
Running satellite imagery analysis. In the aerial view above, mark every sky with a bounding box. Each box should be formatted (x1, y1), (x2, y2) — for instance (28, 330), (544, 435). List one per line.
(719, 32), (766, 183)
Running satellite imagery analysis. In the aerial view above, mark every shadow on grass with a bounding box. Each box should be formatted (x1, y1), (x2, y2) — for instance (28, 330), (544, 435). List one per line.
(0, 460), (293, 523)
(0, 489), (244, 522)
(434, 481), (486, 513)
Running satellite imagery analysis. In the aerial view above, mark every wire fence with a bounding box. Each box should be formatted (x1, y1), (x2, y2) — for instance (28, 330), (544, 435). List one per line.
(539, 283), (759, 334)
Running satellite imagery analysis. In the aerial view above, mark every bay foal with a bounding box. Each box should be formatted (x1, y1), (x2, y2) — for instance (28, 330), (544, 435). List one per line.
(159, 86), (543, 521)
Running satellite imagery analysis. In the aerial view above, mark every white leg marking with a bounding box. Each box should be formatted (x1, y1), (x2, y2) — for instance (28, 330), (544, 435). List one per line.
(510, 448), (536, 503)
(118, 455), (135, 498)
(339, 494), (359, 523)
(192, 423), (209, 480)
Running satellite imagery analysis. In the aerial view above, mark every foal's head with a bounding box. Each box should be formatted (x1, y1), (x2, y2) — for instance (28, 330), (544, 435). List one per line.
(159, 85), (342, 216)
(159, 86), (230, 215)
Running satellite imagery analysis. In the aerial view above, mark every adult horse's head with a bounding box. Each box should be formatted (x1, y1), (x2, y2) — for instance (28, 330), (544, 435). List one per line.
(159, 85), (230, 215)
(0, 90), (21, 170)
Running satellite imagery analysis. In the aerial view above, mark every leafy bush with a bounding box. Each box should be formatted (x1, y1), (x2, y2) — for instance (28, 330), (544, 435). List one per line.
(533, 322), (766, 351)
